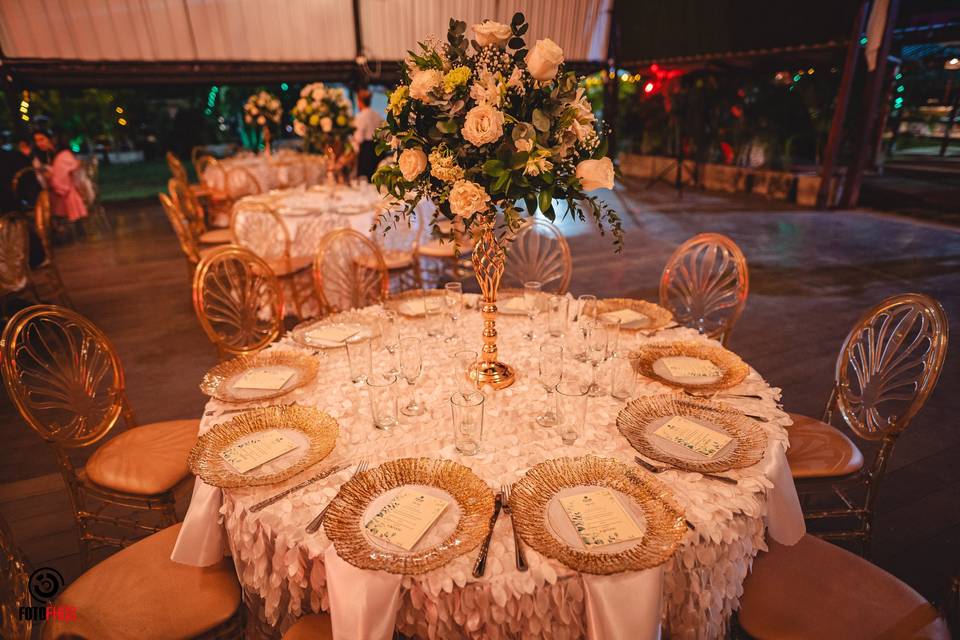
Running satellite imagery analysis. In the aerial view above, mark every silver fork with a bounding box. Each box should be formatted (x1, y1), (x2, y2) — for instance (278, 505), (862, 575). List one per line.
(500, 484), (528, 572)
(305, 459), (369, 533)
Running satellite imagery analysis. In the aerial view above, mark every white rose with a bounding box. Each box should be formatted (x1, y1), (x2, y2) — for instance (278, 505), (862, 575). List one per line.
(526, 38), (564, 81)
(244, 115), (253, 124)
(473, 21), (512, 48)
(462, 104), (505, 146)
(320, 117), (333, 132)
(256, 115), (266, 126)
(409, 69), (443, 103)
(576, 157), (615, 191)
(448, 180), (491, 218)
(296, 98), (307, 111)
(398, 148), (427, 181)
(293, 120), (307, 137)
(515, 138), (533, 152)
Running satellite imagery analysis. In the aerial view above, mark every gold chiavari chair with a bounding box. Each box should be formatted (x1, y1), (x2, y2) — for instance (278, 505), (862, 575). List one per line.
(314, 229), (389, 314)
(0, 513), (244, 640)
(196, 155), (231, 225)
(165, 151), (190, 186)
(786, 293), (948, 555)
(503, 218), (572, 294)
(79, 156), (112, 236)
(230, 201), (313, 319)
(225, 166), (263, 199)
(168, 177), (231, 245)
(0, 305), (201, 564)
(371, 205), (423, 293)
(30, 192), (71, 306)
(11, 166), (41, 210)
(159, 192), (219, 281)
(0, 215), (36, 318)
(738, 534), (950, 639)
(190, 145), (211, 170)
(274, 160), (307, 189)
(193, 245), (284, 358)
(659, 233), (749, 346)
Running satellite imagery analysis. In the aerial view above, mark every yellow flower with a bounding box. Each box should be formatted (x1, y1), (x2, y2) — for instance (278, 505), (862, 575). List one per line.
(336, 115), (347, 126)
(443, 66), (472, 93)
(388, 85), (409, 116)
(309, 114), (320, 126)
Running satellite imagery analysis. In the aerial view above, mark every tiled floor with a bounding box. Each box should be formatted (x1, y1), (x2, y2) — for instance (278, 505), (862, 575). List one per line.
(1, 180), (957, 608)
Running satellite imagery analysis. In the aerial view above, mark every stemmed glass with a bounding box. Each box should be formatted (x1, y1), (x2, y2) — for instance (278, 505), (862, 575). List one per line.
(573, 294), (598, 360)
(444, 282), (463, 343)
(585, 320), (608, 396)
(379, 310), (400, 375)
(523, 281), (542, 341)
(536, 343), (564, 427)
(398, 336), (425, 416)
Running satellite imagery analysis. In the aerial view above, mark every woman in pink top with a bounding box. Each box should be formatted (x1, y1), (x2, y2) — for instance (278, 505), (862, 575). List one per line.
(35, 131), (88, 222)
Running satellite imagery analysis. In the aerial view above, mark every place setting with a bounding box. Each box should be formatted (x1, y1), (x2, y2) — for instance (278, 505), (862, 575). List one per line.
(199, 349), (319, 403)
(290, 311), (380, 350)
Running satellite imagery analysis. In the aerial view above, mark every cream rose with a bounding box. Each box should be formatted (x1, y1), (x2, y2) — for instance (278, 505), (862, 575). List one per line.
(320, 117), (333, 132)
(448, 180), (490, 218)
(256, 115), (266, 126)
(473, 20), (512, 48)
(462, 104), (505, 146)
(409, 69), (443, 103)
(515, 138), (533, 152)
(293, 120), (306, 137)
(526, 38), (564, 81)
(576, 157), (615, 191)
(398, 148), (427, 182)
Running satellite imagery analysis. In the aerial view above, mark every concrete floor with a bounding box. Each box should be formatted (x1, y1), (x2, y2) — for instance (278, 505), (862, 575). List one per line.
(0, 180), (957, 609)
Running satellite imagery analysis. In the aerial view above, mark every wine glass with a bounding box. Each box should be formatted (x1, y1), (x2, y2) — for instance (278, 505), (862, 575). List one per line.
(444, 282), (463, 343)
(398, 336), (425, 416)
(523, 281), (542, 341)
(573, 294), (598, 360)
(379, 310), (400, 375)
(585, 320), (608, 396)
(537, 343), (564, 427)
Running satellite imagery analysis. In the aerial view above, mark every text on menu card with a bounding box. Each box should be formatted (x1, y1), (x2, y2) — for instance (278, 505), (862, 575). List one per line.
(653, 415), (732, 458)
(661, 356), (721, 378)
(233, 367), (294, 390)
(559, 489), (643, 548)
(364, 489), (450, 551)
(221, 432), (298, 474)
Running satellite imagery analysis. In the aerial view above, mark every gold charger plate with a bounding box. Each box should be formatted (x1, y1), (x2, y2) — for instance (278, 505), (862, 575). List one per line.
(187, 405), (339, 489)
(510, 456), (686, 575)
(617, 394), (767, 473)
(200, 349), (318, 403)
(323, 457), (495, 575)
(632, 341), (749, 393)
(384, 289), (447, 318)
(290, 311), (380, 350)
(597, 298), (673, 331)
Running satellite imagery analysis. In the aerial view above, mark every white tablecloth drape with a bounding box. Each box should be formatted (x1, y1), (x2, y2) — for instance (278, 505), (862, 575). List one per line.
(172, 305), (804, 639)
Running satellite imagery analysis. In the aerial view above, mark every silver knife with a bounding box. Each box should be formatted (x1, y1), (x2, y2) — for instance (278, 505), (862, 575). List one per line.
(250, 462), (349, 513)
(472, 494), (502, 578)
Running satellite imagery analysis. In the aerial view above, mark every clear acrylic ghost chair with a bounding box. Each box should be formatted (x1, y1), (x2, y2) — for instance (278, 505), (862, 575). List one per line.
(502, 218), (572, 294)
(313, 229), (389, 315)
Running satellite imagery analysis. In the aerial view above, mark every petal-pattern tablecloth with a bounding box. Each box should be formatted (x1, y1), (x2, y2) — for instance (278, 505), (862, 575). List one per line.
(172, 301), (804, 639)
(203, 154), (327, 193)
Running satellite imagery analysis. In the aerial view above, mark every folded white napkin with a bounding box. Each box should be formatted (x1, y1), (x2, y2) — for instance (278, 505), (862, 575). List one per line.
(324, 546), (403, 640)
(601, 308), (650, 329)
(305, 325), (360, 347)
(583, 567), (663, 640)
(499, 296), (529, 314)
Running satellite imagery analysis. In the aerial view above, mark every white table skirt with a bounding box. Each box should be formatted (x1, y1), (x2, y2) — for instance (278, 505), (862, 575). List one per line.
(172, 306), (804, 640)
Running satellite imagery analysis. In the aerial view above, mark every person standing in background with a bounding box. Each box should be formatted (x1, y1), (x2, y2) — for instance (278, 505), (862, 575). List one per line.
(353, 88), (383, 181)
(36, 130), (88, 225)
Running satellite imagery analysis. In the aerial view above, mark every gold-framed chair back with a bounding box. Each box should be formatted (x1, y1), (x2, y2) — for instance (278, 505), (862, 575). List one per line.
(196, 155), (226, 193)
(11, 166), (40, 209)
(833, 293), (948, 441)
(0, 304), (131, 449)
(159, 192), (201, 265)
(314, 229), (389, 313)
(659, 232), (749, 345)
(230, 201), (291, 266)
(274, 161), (307, 189)
(168, 177), (205, 237)
(0, 514), (31, 640)
(34, 191), (53, 260)
(165, 151), (188, 185)
(225, 167), (262, 199)
(0, 216), (30, 298)
(190, 145), (211, 170)
(503, 218), (572, 294)
(193, 245), (284, 358)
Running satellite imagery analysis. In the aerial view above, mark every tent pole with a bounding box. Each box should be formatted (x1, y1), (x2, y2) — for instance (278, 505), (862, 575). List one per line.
(603, 0), (619, 159)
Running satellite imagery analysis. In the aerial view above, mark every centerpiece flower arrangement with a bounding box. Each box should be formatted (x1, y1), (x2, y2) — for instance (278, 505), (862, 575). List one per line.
(373, 13), (623, 389)
(243, 90), (282, 155)
(291, 82), (356, 178)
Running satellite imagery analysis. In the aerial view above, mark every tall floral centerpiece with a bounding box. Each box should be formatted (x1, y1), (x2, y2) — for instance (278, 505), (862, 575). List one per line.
(291, 82), (356, 181)
(243, 91), (282, 156)
(373, 13), (622, 389)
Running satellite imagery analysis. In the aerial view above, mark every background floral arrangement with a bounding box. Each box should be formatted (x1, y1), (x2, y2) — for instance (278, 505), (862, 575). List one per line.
(373, 13), (623, 251)
(243, 90), (282, 128)
(291, 82), (356, 152)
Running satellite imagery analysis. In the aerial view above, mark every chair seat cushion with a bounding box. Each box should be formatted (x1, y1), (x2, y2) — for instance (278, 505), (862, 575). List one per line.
(199, 228), (232, 244)
(283, 613), (334, 640)
(739, 534), (949, 640)
(85, 419), (198, 495)
(786, 412), (864, 479)
(266, 255), (312, 276)
(42, 524), (241, 640)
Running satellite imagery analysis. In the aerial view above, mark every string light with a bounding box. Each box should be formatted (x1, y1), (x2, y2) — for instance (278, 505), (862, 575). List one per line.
(117, 118), (127, 126)
(115, 106), (124, 114)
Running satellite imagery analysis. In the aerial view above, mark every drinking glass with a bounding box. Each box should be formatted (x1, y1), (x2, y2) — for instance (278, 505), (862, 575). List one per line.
(453, 349), (479, 399)
(523, 281), (542, 340)
(398, 336), (425, 416)
(451, 392), (485, 455)
(537, 343), (564, 427)
(573, 294), (598, 360)
(601, 316), (622, 358)
(423, 289), (445, 337)
(345, 335), (372, 384)
(585, 320), (608, 396)
(555, 380), (588, 445)
(444, 282), (463, 342)
(547, 295), (570, 337)
(610, 353), (640, 401)
(366, 374), (398, 430)
(378, 310), (400, 375)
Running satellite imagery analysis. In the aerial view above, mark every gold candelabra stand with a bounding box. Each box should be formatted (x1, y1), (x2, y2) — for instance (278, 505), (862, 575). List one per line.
(470, 220), (516, 389)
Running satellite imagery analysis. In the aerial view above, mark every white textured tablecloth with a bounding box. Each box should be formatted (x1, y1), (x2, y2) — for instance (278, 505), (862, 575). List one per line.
(172, 304), (804, 639)
(203, 154), (327, 193)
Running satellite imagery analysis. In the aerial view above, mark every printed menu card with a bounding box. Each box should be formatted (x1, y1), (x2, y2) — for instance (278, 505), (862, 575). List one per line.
(221, 432), (298, 474)
(600, 308), (649, 328)
(660, 356), (721, 378)
(559, 489), (643, 548)
(233, 367), (294, 390)
(653, 415), (732, 458)
(364, 489), (450, 550)
(305, 325), (359, 345)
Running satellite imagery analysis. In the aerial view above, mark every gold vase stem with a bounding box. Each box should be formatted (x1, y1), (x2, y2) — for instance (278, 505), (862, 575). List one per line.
(471, 223), (516, 389)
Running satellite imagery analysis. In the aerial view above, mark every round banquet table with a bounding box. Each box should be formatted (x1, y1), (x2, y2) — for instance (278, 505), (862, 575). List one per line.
(202, 153), (327, 193)
(172, 298), (805, 640)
